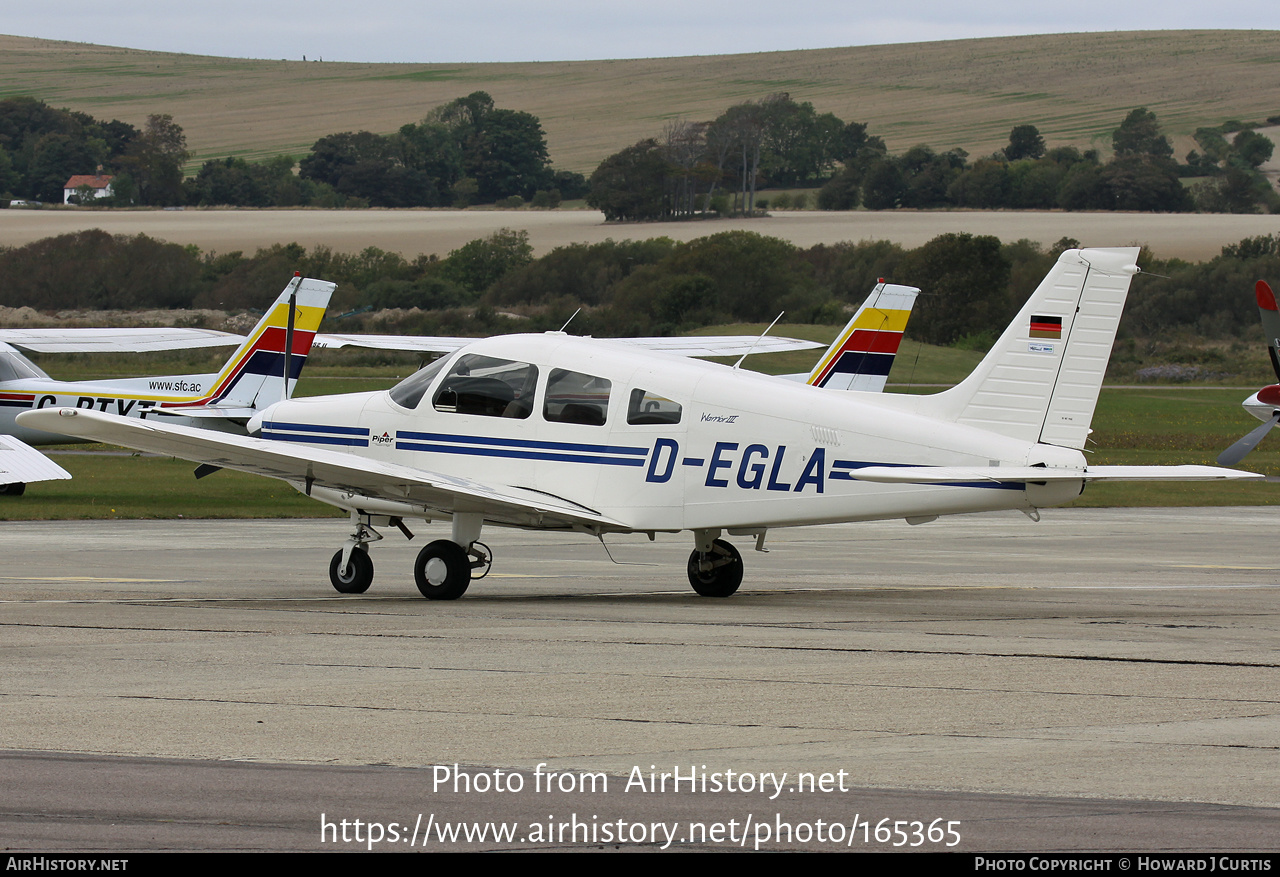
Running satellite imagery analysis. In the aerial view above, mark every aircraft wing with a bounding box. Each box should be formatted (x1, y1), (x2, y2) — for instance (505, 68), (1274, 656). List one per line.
(850, 465), (1262, 483)
(312, 333), (470, 353)
(312, 333), (822, 357)
(0, 328), (244, 354)
(0, 434), (71, 486)
(612, 336), (823, 356)
(15, 408), (625, 530)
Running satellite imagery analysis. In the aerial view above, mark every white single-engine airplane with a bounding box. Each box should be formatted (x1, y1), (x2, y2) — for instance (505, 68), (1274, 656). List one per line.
(0, 276), (336, 451)
(1219, 280), (1280, 465)
(18, 248), (1259, 599)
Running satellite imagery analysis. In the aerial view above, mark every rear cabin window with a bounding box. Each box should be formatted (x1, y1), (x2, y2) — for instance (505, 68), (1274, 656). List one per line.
(544, 369), (611, 426)
(627, 388), (682, 425)
(432, 355), (538, 419)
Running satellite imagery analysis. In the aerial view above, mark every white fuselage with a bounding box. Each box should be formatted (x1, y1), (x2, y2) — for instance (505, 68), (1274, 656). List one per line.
(254, 333), (1087, 533)
(0, 372), (232, 444)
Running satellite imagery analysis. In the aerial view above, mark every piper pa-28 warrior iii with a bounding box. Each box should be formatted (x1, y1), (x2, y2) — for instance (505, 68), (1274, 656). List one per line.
(0, 276), (335, 453)
(18, 248), (1260, 600)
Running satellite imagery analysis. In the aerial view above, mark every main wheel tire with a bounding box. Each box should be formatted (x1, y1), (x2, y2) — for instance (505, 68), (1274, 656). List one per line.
(686, 538), (743, 597)
(414, 540), (471, 600)
(0, 482), (26, 497)
(329, 547), (374, 594)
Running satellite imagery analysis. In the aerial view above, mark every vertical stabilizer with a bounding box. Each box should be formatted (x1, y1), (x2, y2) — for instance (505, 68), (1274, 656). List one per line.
(924, 247), (1140, 449)
(806, 283), (918, 392)
(169, 276), (334, 410)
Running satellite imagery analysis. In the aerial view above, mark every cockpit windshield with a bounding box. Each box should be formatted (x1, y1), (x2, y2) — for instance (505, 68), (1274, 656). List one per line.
(0, 348), (51, 382)
(387, 355), (450, 410)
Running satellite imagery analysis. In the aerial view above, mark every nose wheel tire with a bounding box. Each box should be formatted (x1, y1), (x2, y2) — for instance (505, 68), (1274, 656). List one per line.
(415, 540), (472, 600)
(329, 547), (374, 594)
(687, 538), (743, 597)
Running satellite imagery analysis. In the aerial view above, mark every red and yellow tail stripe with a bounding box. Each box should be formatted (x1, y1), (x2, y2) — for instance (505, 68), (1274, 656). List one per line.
(807, 284), (916, 390)
(161, 280), (330, 409)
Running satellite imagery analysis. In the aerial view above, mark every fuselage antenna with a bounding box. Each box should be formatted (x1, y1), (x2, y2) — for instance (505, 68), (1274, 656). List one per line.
(733, 311), (785, 370)
(558, 308), (582, 334)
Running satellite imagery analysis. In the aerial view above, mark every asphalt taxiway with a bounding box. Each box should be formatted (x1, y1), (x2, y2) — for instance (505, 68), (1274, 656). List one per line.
(1, 509), (1277, 851)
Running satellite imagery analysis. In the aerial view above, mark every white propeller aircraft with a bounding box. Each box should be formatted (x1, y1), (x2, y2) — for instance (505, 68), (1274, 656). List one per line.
(18, 247), (1259, 599)
(1219, 280), (1280, 465)
(0, 276), (335, 449)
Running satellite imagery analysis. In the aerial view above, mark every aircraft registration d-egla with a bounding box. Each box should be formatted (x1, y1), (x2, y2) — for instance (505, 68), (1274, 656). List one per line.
(18, 247), (1261, 600)
(1219, 280), (1280, 464)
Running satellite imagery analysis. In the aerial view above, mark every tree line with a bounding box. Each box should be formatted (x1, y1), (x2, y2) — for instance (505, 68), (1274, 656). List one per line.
(3, 93), (1273, 215)
(4, 228), (1280, 351)
(0, 98), (189, 205)
(588, 102), (1279, 218)
(0, 93), (586, 209)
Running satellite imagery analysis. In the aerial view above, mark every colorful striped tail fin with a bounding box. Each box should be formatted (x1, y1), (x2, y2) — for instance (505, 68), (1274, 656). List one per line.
(805, 282), (918, 392)
(164, 275), (335, 411)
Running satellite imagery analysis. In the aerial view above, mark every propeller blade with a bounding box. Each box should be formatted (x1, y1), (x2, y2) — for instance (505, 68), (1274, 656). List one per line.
(1217, 412), (1280, 465)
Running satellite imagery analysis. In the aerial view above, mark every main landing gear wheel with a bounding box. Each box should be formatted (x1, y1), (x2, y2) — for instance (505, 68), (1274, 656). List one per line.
(415, 540), (471, 600)
(329, 547), (374, 594)
(687, 538), (743, 598)
(0, 482), (26, 497)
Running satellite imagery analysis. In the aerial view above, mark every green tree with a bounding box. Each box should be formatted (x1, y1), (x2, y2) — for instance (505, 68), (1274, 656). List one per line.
(440, 228), (534, 293)
(1004, 125), (1046, 161)
(895, 233), (1012, 346)
(587, 139), (672, 221)
(1112, 108), (1173, 159)
(1232, 130), (1274, 168)
(116, 114), (189, 205)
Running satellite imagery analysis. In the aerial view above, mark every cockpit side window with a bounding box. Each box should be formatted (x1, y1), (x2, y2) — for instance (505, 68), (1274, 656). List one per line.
(387, 355), (450, 410)
(627, 388), (682, 425)
(432, 355), (538, 419)
(544, 369), (611, 426)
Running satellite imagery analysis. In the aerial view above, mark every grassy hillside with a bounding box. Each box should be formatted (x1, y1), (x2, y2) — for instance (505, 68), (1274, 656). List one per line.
(2, 31), (1279, 173)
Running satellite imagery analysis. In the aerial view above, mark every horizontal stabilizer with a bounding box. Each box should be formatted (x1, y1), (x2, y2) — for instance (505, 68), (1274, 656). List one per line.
(851, 465), (1262, 484)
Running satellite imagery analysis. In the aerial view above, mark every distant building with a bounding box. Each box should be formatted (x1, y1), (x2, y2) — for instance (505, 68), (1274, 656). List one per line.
(63, 174), (114, 204)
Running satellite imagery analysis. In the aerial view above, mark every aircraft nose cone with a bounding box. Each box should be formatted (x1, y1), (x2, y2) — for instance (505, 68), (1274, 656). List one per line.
(1257, 385), (1280, 407)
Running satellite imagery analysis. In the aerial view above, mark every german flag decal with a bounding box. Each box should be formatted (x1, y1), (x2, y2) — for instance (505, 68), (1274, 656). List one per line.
(1029, 315), (1062, 339)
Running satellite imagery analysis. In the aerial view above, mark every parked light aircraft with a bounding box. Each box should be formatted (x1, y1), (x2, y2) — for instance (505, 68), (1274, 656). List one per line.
(0, 276), (336, 452)
(19, 248), (1258, 600)
(1219, 280), (1280, 465)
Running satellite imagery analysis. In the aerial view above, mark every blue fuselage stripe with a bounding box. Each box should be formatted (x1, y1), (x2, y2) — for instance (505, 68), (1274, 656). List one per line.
(397, 430), (646, 456)
(396, 441), (645, 466)
(263, 421), (370, 436)
(263, 432), (369, 447)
